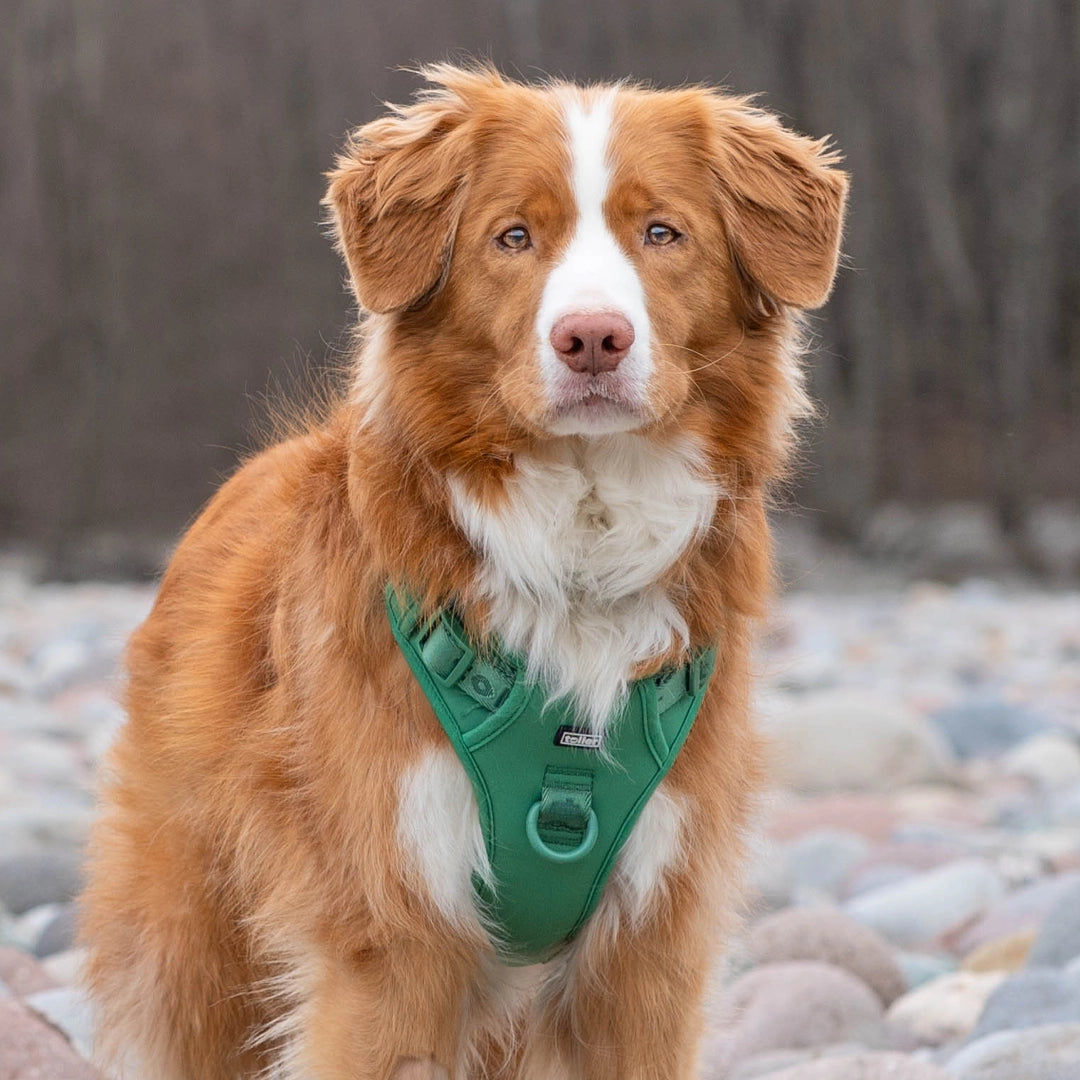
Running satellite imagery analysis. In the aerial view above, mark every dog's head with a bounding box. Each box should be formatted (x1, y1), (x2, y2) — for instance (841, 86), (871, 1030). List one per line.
(326, 64), (847, 453)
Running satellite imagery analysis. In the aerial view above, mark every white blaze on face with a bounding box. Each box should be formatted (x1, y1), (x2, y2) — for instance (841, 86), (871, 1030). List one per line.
(536, 90), (653, 435)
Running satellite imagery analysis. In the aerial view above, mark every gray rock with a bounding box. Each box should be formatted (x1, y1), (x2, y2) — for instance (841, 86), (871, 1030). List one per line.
(1003, 733), (1080, 788)
(788, 829), (870, 898)
(24, 985), (96, 1059)
(844, 859), (1004, 948)
(764, 691), (955, 794)
(954, 873), (1080, 956)
(12, 902), (67, 951)
(846, 864), (919, 900)
(0, 850), (84, 915)
(1027, 879), (1080, 968)
(726, 1045), (880, 1080)
(747, 838), (795, 911)
(971, 968), (1080, 1039)
(931, 699), (1049, 760)
(747, 906), (907, 1006)
(34, 902), (79, 958)
(944, 1022), (1080, 1079)
(896, 951), (959, 992)
(710, 961), (886, 1073)
(0, 806), (94, 857)
(766, 1052), (955, 1079)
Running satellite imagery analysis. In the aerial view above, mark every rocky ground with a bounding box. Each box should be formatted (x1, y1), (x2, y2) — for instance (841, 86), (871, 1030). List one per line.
(1, 553), (1079, 1079)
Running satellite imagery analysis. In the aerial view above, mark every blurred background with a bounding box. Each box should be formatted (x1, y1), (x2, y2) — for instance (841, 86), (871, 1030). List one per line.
(1, 6), (1080, 1077)
(1, 0), (1078, 580)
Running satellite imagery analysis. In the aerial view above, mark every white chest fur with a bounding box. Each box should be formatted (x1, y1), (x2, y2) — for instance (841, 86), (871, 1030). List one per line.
(448, 433), (718, 731)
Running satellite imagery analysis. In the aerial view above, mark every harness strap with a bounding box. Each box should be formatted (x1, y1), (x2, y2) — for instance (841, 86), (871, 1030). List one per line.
(386, 584), (716, 963)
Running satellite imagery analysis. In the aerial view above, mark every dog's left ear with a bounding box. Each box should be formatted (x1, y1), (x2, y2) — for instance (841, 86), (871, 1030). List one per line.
(324, 67), (485, 314)
(707, 98), (849, 311)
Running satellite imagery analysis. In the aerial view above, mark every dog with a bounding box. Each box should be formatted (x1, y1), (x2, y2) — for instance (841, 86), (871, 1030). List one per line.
(80, 63), (847, 1079)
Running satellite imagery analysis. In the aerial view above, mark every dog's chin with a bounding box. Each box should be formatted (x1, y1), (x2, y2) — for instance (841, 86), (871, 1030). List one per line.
(543, 383), (649, 437)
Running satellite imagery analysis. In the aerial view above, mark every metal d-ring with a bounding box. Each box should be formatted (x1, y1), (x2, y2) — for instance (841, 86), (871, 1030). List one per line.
(525, 801), (599, 863)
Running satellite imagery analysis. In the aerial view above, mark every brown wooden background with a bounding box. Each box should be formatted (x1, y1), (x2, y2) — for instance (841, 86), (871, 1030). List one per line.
(2, 1), (1077, 573)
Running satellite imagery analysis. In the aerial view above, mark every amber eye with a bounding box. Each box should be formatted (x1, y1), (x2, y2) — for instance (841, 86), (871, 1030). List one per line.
(496, 225), (531, 251)
(645, 223), (680, 246)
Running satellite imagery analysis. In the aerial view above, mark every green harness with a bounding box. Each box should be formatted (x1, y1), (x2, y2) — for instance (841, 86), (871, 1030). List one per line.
(386, 585), (716, 964)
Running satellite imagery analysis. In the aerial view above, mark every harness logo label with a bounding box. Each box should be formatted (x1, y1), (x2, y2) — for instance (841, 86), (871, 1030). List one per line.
(554, 726), (604, 751)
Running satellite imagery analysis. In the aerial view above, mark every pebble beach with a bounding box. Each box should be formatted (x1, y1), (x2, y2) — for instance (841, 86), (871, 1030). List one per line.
(2, 553), (1079, 1079)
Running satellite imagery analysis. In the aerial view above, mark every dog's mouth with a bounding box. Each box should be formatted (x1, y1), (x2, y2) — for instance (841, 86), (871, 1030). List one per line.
(546, 375), (647, 435)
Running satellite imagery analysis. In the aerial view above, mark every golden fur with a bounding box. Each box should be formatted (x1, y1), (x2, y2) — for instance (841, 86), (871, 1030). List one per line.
(80, 65), (847, 1079)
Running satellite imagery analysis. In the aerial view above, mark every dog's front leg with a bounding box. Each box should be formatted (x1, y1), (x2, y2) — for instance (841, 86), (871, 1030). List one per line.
(524, 880), (718, 1080)
(290, 939), (471, 1080)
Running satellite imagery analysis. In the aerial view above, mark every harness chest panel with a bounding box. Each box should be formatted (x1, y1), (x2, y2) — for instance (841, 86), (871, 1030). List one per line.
(386, 585), (716, 964)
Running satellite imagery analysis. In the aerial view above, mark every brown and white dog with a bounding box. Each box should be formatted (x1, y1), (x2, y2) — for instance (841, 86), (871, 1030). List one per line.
(80, 64), (847, 1080)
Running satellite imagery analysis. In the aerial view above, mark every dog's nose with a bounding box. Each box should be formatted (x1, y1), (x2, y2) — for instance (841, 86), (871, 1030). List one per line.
(550, 312), (635, 375)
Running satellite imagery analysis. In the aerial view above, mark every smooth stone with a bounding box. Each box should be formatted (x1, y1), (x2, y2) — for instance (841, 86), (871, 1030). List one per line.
(1027, 878), (1080, 968)
(710, 961), (885, 1072)
(726, 1044), (877, 1080)
(0, 944), (58, 995)
(944, 1022), (1080, 1078)
(763, 1053), (954, 1079)
(896, 952), (959, 992)
(34, 902), (79, 958)
(748, 906), (907, 1006)
(0, 807), (95, 857)
(0, 851), (84, 916)
(24, 985), (96, 1059)
(847, 840), (973, 878)
(0, 997), (100, 1079)
(748, 838), (795, 910)
(42, 947), (86, 987)
(971, 968), (1080, 1039)
(886, 971), (1005, 1046)
(768, 795), (899, 843)
(962, 929), (1036, 974)
(3, 736), (80, 786)
(0, 700), (72, 736)
(843, 859), (1004, 948)
(953, 872), (1080, 956)
(764, 691), (955, 793)
(931, 700), (1049, 760)
(845, 864), (918, 900)
(1002, 733), (1080, 788)
(12, 903), (67, 952)
(788, 830), (870, 898)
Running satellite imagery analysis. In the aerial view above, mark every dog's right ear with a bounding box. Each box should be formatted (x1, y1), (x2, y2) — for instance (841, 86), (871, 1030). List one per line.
(325, 67), (485, 314)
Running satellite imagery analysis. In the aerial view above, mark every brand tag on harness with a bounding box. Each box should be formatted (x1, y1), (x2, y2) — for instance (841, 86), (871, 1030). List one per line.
(553, 725), (604, 750)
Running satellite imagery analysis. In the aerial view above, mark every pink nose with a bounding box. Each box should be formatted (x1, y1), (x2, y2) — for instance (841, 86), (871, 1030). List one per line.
(550, 311), (635, 375)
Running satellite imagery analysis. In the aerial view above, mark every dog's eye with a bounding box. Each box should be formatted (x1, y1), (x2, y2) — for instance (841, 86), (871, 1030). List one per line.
(645, 223), (680, 246)
(496, 226), (531, 251)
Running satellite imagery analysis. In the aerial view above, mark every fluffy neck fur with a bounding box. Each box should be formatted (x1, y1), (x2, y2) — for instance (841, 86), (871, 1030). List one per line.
(448, 436), (718, 729)
(346, 318), (781, 729)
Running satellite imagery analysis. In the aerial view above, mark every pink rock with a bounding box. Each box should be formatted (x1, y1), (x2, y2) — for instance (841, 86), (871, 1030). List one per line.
(949, 872), (1080, 956)
(845, 840), (970, 882)
(762, 1051), (952, 1078)
(708, 961), (884, 1073)
(0, 998), (100, 1079)
(768, 796), (899, 843)
(0, 945), (58, 996)
(748, 907), (907, 1006)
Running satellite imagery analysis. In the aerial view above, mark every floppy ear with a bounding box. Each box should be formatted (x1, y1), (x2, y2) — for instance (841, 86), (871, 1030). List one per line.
(324, 74), (477, 314)
(707, 98), (849, 311)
